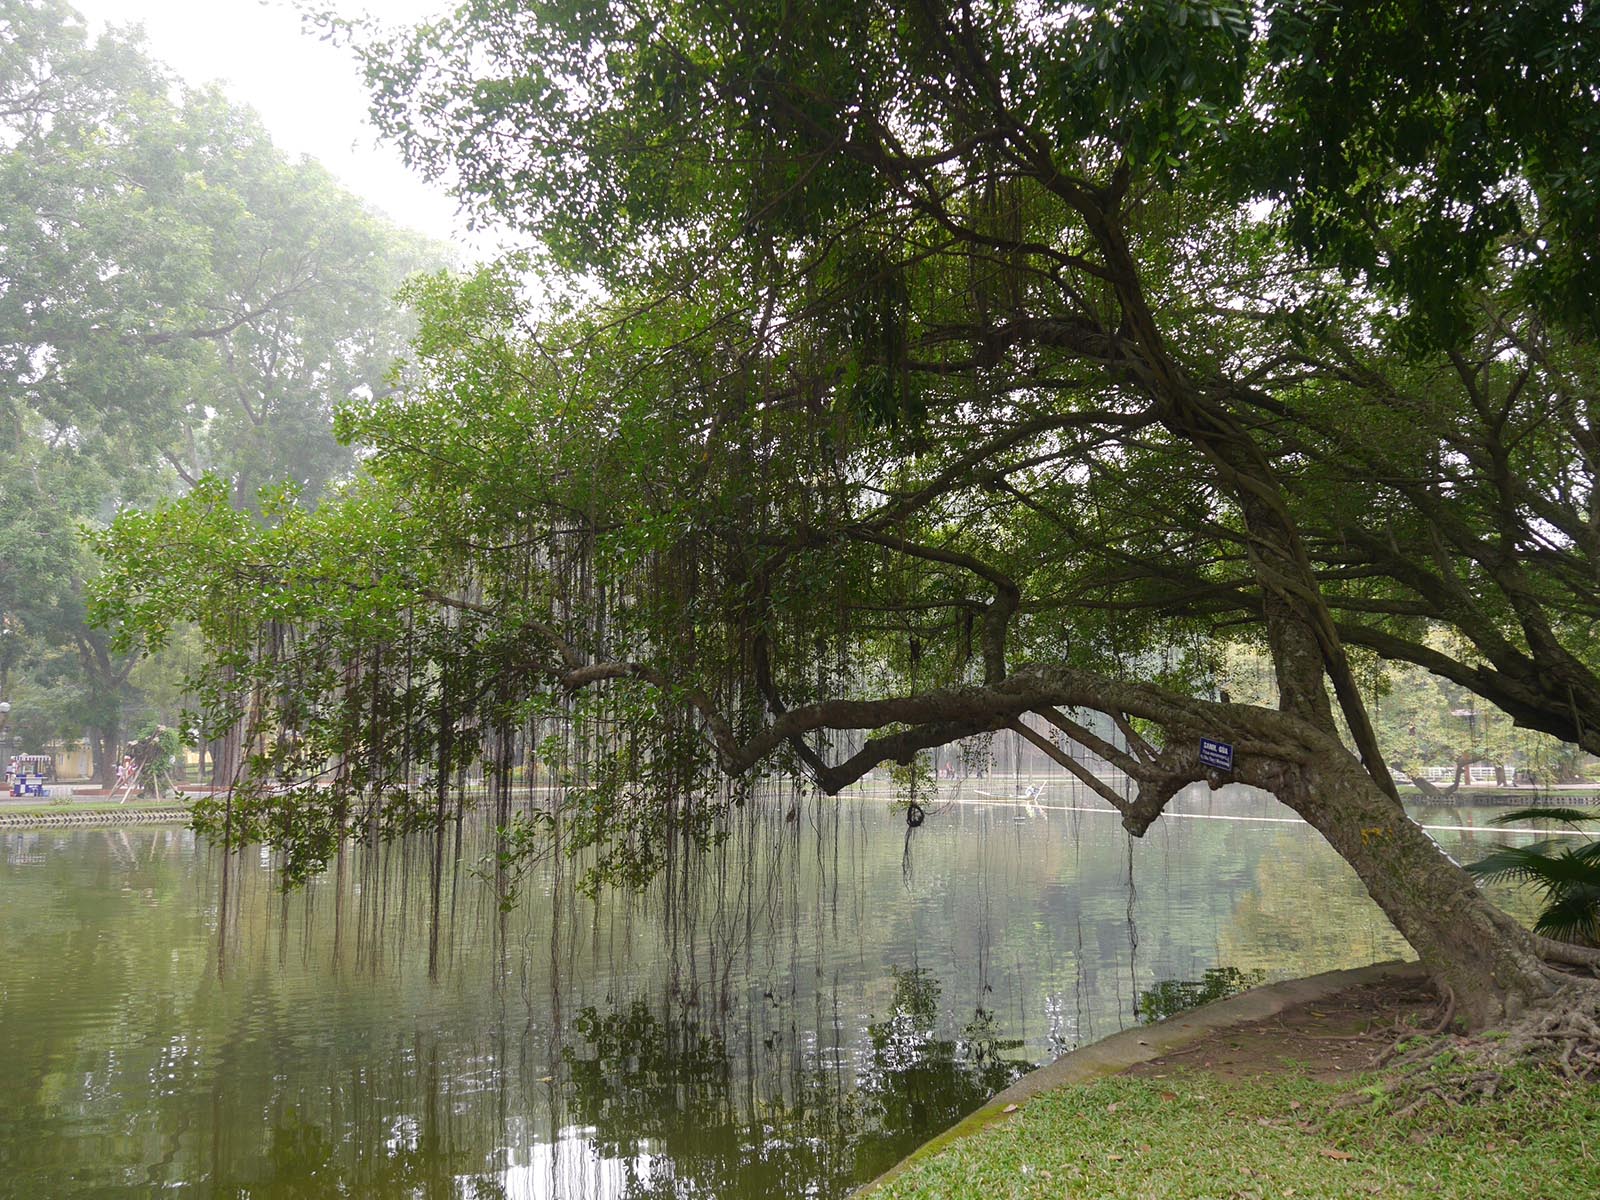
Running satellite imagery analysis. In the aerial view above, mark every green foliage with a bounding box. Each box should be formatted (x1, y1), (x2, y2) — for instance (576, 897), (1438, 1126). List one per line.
(887, 753), (938, 808)
(472, 810), (555, 912)
(1249, 0), (1600, 346)
(129, 721), (182, 776)
(97, 0), (1600, 928)
(0, 0), (441, 773)
(1467, 808), (1600, 946)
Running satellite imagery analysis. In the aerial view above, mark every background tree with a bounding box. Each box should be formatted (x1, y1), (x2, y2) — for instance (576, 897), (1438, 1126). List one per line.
(0, 0), (442, 781)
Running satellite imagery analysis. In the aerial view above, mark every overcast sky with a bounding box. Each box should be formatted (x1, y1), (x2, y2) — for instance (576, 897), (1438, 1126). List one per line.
(73, 0), (499, 255)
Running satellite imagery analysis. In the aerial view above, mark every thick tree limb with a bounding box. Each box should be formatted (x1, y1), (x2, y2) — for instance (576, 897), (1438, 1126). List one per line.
(1009, 717), (1130, 811)
(848, 528), (1020, 683)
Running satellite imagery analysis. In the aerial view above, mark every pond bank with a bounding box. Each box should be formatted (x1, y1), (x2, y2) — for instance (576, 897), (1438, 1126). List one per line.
(0, 801), (191, 828)
(857, 960), (1427, 1194)
(859, 960), (1600, 1198)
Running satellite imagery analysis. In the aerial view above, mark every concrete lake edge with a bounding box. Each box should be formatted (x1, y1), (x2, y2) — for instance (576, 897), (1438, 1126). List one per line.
(0, 804), (192, 829)
(853, 958), (1429, 1196)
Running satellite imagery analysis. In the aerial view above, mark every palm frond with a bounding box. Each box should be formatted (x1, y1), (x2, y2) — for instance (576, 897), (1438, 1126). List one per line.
(1466, 842), (1581, 887)
(1471, 829), (1600, 946)
(1530, 885), (1600, 947)
(1573, 840), (1600, 866)
(1531, 848), (1600, 888)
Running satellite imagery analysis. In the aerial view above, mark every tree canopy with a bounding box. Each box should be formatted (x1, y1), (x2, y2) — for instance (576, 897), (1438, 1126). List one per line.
(100, 0), (1600, 1025)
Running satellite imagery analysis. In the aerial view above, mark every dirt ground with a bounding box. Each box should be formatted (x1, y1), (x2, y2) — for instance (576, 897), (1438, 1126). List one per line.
(1125, 975), (1444, 1084)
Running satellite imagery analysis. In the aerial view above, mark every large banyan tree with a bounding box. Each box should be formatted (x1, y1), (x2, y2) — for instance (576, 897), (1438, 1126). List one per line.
(96, 1), (1600, 1026)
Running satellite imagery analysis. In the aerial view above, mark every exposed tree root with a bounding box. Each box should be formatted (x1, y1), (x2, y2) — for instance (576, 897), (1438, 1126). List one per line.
(1420, 983), (1455, 1036)
(1335, 977), (1600, 1117)
(1536, 936), (1600, 972)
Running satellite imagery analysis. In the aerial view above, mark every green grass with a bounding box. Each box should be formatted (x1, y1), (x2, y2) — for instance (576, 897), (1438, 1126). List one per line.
(873, 1064), (1600, 1199)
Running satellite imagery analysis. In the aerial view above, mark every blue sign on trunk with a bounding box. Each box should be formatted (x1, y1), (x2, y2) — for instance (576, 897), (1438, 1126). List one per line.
(1199, 737), (1234, 772)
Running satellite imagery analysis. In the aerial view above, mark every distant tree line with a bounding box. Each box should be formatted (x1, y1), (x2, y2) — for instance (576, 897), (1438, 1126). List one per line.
(0, 0), (441, 783)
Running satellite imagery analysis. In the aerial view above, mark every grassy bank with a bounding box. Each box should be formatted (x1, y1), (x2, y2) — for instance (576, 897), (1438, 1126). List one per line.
(870, 1062), (1600, 1199)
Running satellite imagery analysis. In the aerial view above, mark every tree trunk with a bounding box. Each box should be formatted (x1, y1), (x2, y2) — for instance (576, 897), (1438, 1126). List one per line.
(1400, 765), (1445, 800)
(94, 721), (121, 790)
(210, 723), (240, 790)
(1214, 497), (1554, 1025)
(1055, 205), (1571, 1027)
(1269, 754), (1556, 1027)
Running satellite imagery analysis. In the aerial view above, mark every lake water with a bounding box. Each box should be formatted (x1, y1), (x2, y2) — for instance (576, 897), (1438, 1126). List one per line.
(0, 781), (1545, 1198)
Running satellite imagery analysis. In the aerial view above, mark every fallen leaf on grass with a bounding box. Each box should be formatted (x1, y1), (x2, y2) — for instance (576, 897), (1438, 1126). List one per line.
(1106, 1102), (1120, 1114)
(1288, 1100), (1302, 1111)
(1001, 1103), (1019, 1114)
(1317, 1148), (1354, 1161)
(1160, 1091), (1178, 1102)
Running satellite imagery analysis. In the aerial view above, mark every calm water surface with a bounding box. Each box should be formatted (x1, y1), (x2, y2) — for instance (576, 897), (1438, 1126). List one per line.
(0, 782), (1542, 1198)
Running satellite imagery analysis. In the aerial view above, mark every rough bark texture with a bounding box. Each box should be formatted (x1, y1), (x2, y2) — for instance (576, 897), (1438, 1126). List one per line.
(1268, 757), (1556, 1027)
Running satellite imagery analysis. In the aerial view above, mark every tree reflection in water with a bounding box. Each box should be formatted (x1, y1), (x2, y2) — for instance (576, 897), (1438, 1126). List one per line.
(8, 785), (1490, 1198)
(562, 967), (1030, 1198)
